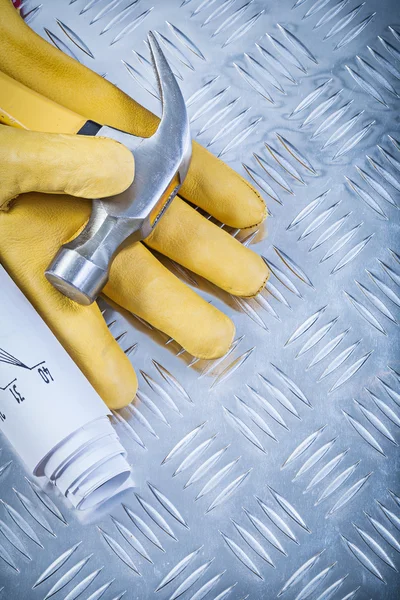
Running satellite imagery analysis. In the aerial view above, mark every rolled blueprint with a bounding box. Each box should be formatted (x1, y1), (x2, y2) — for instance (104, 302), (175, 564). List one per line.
(0, 265), (131, 510)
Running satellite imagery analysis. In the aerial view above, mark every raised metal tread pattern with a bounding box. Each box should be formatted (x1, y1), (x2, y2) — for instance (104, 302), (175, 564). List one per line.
(0, 0), (399, 598)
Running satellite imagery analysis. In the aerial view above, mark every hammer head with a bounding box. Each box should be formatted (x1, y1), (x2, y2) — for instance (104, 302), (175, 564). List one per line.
(46, 32), (192, 305)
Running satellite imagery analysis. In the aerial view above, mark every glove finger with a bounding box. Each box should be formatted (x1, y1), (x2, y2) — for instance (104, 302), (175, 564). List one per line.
(105, 242), (235, 360)
(146, 197), (269, 297)
(0, 8), (265, 229)
(0, 126), (134, 210)
(0, 193), (138, 409)
(180, 142), (267, 229)
(0, 5), (159, 142)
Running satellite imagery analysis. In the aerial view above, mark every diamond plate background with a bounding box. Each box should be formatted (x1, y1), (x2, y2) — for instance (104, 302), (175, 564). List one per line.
(1, 0), (400, 598)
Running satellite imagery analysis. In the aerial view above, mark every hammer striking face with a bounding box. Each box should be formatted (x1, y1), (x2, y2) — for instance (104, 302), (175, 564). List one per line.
(45, 32), (192, 305)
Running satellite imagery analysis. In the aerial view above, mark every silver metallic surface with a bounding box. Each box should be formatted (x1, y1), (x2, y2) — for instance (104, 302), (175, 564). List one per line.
(46, 31), (192, 305)
(1, 0), (400, 598)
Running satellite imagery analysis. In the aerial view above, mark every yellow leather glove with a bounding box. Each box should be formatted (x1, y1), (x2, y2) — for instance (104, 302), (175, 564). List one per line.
(0, 0), (269, 410)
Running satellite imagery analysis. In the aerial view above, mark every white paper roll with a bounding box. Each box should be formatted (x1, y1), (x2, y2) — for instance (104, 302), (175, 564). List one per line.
(0, 265), (132, 509)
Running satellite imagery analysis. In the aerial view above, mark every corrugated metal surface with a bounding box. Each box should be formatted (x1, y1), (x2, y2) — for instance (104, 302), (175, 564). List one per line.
(1, 0), (399, 598)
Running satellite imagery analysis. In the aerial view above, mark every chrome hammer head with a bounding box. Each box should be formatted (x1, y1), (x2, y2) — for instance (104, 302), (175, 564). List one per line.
(45, 32), (192, 305)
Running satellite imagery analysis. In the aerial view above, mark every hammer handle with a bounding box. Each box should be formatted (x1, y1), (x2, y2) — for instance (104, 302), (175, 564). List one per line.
(0, 70), (93, 134)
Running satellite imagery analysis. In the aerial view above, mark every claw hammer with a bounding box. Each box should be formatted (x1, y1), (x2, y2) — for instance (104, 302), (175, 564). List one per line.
(0, 32), (191, 305)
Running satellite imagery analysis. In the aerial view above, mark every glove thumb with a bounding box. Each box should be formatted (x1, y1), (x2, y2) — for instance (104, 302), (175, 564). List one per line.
(0, 125), (134, 210)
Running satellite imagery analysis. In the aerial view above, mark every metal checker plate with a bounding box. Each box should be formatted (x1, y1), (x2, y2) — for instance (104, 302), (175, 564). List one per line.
(1, 0), (400, 598)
